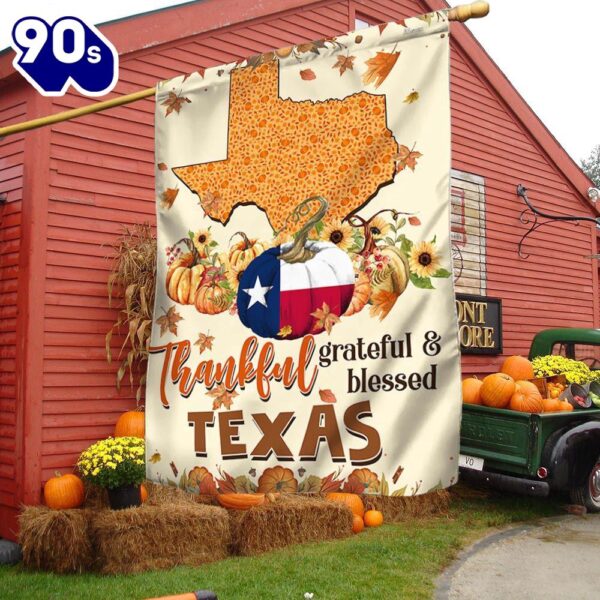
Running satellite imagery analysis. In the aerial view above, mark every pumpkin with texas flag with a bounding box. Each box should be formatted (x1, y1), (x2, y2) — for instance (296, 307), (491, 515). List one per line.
(237, 197), (355, 340)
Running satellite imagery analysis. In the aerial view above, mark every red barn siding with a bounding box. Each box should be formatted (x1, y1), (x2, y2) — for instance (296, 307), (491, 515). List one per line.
(0, 88), (26, 535)
(0, 0), (596, 538)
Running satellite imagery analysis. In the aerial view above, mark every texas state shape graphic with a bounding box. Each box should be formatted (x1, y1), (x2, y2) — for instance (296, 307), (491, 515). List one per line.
(173, 60), (399, 232)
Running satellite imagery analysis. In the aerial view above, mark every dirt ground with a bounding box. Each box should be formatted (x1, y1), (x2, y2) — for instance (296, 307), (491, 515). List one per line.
(437, 514), (600, 600)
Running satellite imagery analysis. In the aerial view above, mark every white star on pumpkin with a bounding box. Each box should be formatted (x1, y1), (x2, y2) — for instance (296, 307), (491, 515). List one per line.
(243, 275), (273, 308)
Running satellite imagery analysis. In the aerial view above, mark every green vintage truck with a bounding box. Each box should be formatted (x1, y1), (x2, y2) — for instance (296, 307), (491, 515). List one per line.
(460, 328), (600, 511)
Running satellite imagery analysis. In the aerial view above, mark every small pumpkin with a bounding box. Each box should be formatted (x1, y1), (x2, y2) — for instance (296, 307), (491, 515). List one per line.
(216, 493), (265, 510)
(326, 492), (365, 517)
(480, 373), (516, 408)
(558, 400), (574, 412)
(114, 410), (145, 438)
(542, 397), (563, 412)
(501, 355), (534, 381)
(343, 271), (371, 316)
(257, 466), (298, 493)
(195, 266), (234, 315)
(166, 252), (205, 304)
(228, 231), (268, 270)
(352, 514), (365, 534)
(509, 381), (543, 413)
(140, 483), (148, 503)
(364, 509), (384, 527)
(462, 377), (483, 405)
(44, 472), (84, 510)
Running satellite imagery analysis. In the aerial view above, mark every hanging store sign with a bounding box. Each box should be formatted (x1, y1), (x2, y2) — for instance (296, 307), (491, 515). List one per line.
(456, 294), (502, 355)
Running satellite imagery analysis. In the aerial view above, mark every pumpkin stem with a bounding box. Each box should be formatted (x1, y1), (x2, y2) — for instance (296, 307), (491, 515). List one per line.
(229, 231), (251, 250)
(54, 471), (62, 478)
(176, 237), (201, 264)
(278, 196), (329, 264)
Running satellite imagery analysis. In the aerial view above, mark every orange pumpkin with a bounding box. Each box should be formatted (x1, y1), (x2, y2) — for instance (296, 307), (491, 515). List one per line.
(501, 355), (534, 381)
(558, 400), (574, 412)
(140, 483), (148, 503)
(352, 514), (365, 534)
(195, 267), (233, 315)
(44, 472), (84, 510)
(166, 252), (205, 304)
(326, 492), (365, 517)
(462, 377), (483, 405)
(344, 271), (370, 316)
(228, 232), (267, 269)
(364, 509), (384, 527)
(114, 410), (145, 438)
(257, 466), (298, 493)
(509, 381), (543, 413)
(542, 397), (563, 412)
(480, 373), (516, 408)
(216, 493), (265, 510)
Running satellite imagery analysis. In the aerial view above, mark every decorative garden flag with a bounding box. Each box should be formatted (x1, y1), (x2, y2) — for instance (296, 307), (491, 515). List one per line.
(148, 12), (462, 498)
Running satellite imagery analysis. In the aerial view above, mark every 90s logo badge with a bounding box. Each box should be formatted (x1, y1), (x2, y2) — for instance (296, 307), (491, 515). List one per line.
(11, 16), (118, 97)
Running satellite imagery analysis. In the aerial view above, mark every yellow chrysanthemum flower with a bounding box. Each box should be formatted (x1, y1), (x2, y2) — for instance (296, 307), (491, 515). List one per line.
(321, 219), (353, 252)
(409, 241), (441, 278)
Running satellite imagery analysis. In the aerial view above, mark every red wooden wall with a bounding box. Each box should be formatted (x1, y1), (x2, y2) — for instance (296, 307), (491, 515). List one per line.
(0, 0), (596, 539)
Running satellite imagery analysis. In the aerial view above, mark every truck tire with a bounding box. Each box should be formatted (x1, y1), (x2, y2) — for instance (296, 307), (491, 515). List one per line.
(570, 461), (600, 512)
(0, 539), (22, 565)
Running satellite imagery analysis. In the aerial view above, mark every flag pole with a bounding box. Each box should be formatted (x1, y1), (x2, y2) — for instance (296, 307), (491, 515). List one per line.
(0, 2), (489, 140)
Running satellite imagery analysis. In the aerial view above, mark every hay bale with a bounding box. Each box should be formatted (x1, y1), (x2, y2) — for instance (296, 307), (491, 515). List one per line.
(83, 484), (108, 509)
(364, 490), (450, 523)
(229, 494), (353, 556)
(90, 502), (230, 574)
(19, 507), (94, 573)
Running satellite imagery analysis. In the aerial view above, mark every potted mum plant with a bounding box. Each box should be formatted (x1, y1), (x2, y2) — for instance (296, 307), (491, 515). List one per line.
(77, 437), (146, 509)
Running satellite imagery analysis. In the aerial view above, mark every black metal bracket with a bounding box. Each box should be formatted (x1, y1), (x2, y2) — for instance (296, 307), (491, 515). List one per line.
(516, 184), (600, 259)
(0, 193), (7, 205)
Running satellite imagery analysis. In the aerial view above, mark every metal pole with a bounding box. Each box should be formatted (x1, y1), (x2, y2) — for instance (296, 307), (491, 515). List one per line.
(0, 2), (489, 140)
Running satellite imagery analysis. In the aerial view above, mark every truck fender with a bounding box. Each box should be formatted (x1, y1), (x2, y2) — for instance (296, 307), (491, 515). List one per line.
(543, 421), (600, 490)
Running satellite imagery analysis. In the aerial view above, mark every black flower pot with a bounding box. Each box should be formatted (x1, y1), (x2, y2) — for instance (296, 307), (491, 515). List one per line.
(107, 484), (141, 510)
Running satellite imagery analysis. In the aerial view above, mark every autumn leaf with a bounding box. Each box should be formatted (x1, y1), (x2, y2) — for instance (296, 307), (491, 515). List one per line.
(156, 306), (183, 336)
(362, 51), (401, 88)
(418, 12), (434, 25)
(300, 68), (316, 81)
(408, 216), (421, 226)
(195, 331), (215, 354)
(207, 384), (239, 410)
(149, 452), (161, 464)
(160, 187), (179, 210)
(157, 162), (168, 171)
(217, 469), (237, 494)
(392, 464), (404, 484)
(355, 35), (363, 44)
(296, 40), (327, 55)
(332, 55), (355, 76)
(170, 461), (178, 477)
(403, 90), (420, 104)
(320, 471), (343, 494)
(369, 289), (399, 321)
(278, 325), (293, 338)
(311, 302), (341, 335)
(319, 389), (337, 403)
(396, 144), (423, 172)
(161, 91), (191, 116)
(200, 190), (222, 214)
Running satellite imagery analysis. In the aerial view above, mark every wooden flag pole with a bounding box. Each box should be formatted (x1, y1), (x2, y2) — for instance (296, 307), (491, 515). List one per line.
(0, 1), (489, 140)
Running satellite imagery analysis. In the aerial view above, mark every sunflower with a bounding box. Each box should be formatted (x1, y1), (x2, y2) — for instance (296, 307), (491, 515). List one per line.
(226, 261), (247, 291)
(321, 219), (353, 251)
(409, 241), (441, 278)
(192, 229), (212, 257)
(368, 216), (391, 239)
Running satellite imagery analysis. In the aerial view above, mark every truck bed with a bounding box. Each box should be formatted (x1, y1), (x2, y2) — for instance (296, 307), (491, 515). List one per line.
(460, 404), (600, 477)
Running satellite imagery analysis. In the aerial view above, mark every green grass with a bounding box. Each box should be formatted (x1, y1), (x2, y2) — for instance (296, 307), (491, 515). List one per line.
(0, 491), (561, 600)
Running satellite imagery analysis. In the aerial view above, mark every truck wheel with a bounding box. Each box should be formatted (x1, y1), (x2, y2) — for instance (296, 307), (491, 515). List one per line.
(0, 539), (22, 565)
(570, 461), (600, 512)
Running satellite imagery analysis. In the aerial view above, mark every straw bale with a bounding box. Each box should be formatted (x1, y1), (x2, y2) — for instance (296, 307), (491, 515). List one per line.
(229, 494), (353, 556)
(364, 490), (450, 523)
(19, 506), (94, 573)
(89, 502), (230, 574)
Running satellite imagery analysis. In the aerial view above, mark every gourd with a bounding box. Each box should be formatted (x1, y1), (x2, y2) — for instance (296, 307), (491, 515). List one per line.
(343, 271), (370, 316)
(228, 232), (267, 270)
(140, 483), (148, 503)
(195, 266), (234, 315)
(509, 380), (543, 413)
(237, 197), (354, 339)
(542, 397), (563, 412)
(501, 355), (534, 381)
(363, 509), (384, 527)
(462, 377), (483, 405)
(325, 492), (365, 517)
(216, 493), (266, 510)
(257, 466), (298, 493)
(44, 472), (85, 510)
(114, 410), (145, 438)
(166, 238), (206, 304)
(352, 514), (365, 534)
(480, 373), (515, 408)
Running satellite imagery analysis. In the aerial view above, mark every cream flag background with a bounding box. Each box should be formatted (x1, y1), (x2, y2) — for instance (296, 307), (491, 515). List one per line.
(147, 12), (461, 497)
